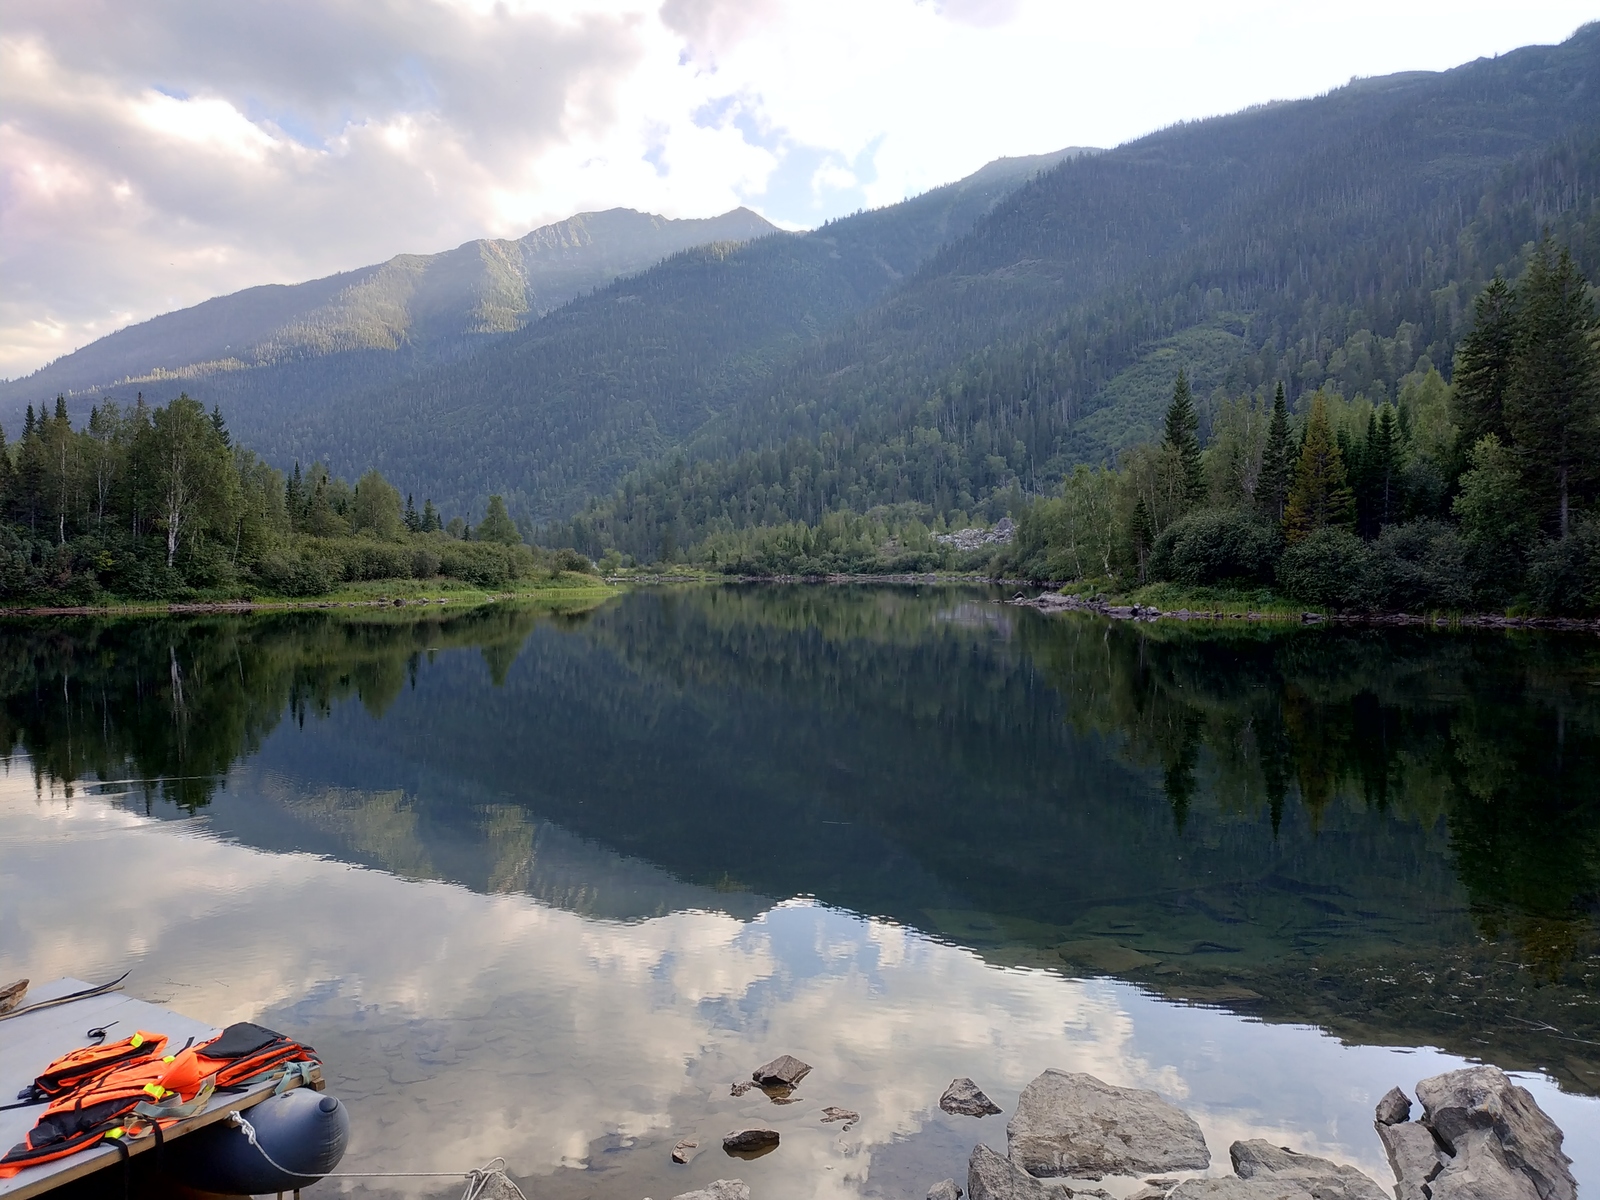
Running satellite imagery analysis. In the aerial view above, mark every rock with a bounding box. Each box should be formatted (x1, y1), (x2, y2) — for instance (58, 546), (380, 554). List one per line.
(928, 1179), (964, 1200)
(1170, 1180), (1313, 1200)
(730, 1081), (754, 1097)
(0, 979), (27, 1015)
(1128, 1189), (1169, 1200)
(1374, 1122), (1443, 1200)
(751, 1055), (812, 1089)
(1229, 1139), (1388, 1200)
(1415, 1067), (1574, 1200)
(1375, 1089), (1413, 1127)
(941, 1078), (1003, 1117)
(967, 1143), (1054, 1200)
(821, 1107), (858, 1125)
(671, 1139), (700, 1165)
(1007, 1070), (1209, 1179)
(673, 1181), (750, 1200)
(722, 1128), (780, 1155)
(1427, 1129), (1542, 1200)
(1057, 940), (1160, 973)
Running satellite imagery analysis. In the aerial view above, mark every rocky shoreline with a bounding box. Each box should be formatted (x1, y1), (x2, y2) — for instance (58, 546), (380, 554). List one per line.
(1006, 589), (1600, 633)
(669, 1060), (1573, 1200)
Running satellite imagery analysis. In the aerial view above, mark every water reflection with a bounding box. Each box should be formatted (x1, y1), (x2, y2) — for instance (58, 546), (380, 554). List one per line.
(0, 587), (1596, 1196)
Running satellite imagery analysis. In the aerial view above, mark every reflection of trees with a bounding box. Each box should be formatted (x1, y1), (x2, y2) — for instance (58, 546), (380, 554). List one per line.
(0, 605), (547, 809)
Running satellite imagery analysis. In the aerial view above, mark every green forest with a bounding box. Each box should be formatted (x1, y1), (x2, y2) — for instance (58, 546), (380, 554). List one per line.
(0, 394), (594, 603)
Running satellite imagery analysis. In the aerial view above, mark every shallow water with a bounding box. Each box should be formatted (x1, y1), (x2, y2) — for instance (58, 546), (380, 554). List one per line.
(0, 585), (1595, 1197)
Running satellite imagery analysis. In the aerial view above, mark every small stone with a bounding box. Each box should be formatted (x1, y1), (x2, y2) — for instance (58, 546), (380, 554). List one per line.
(751, 1055), (812, 1089)
(730, 1081), (754, 1097)
(941, 1078), (1002, 1117)
(821, 1107), (859, 1125)
(1374, 1087), (1412, 1126)
(671, 1139), (700, 1165)
(928, 1179), (963, 1200)
(673, 1181), (750, 1200)
(1007, 1069), (1209, 1179)
(967, 1143), (1053, 1200)
(722, 1128), (780, 1156)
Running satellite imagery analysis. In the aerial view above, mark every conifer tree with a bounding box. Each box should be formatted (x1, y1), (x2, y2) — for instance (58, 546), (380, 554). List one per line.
(1162, 369), (1203, 506)
(1283, 391), (1355, 543)
(1256, 382), (1291, 523)
(404, 493), (420, 533)
(1452, 272), (1517, 450)
(476, 494), (521, 545)
(1355, 404), (1402, 536)
(285, 463), (305, 532)
(1504, 240), (1599, 539)
(421, 498), (441, 533)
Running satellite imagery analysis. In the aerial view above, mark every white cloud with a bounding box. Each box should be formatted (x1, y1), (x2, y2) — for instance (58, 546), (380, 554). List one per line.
(1, 0), (1596, 376)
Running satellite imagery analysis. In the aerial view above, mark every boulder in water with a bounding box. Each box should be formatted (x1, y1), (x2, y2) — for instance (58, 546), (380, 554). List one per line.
(751, 1055), (811, 1089)
(1007, 1070), (1209, 1179)
(722, 1128), (780, 1156)
(928, 1179), (964, 1200)
(967, 1143), (1053, 1200)
(941, 1078), (1002, 1117)
(1374, 1122), (1443, 1200)
(673, 1181), (750, 1200)
(1413, 1067), (1573, 1200)
(1229, 1139), (1387, 1200)
(1374, 1088), (1412, 1127)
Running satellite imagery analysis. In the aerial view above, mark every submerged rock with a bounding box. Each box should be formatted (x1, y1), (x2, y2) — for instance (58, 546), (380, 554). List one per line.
(730, 1081), (754, 1097)
(821, 1107), (858, 1126)
(967, 1143), (1053, 1200)
(928, 1179), (964, 1200)
(1374, 1089), (1412, 1127)
(751, 1055), (811, 1089)
(941, 1078), (1003, 1117)
(1374, 1122), (1443, 1200)
(1413, 1067), (1573, 1200)
(1007, 1070), (1209, 1179)
(671, 1139), (700, 1165)
(1229, 1139), (1387, 1200)
(722, 1128), (780, 1155)
(673, 1181), (750, 1200)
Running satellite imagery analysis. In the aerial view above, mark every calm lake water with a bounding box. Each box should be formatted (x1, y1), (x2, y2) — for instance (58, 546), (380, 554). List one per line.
(0, 585), (1596, 1197)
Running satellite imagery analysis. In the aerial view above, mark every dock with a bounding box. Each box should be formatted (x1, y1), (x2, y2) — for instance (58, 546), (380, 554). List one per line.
(0, 978), (321, 1198)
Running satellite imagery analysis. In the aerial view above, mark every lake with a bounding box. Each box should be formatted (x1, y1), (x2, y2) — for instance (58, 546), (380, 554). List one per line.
(0, 584), (1595, 1198)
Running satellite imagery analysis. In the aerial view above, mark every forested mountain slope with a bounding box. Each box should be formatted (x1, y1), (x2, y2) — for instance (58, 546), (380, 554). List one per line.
(556, 24), (1600, 556)
(0, 205), (775, 413)
(244, 147), (1092, 519)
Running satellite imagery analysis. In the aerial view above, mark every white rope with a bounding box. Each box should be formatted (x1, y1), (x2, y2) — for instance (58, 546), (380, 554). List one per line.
(230, 1111), (526, 1199)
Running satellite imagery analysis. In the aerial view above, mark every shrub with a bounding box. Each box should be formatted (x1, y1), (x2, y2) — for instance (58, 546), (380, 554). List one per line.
(410, 548), (442, 579)
(1370, 521), (1472, 611)
(1526, 517), (1600, 615)
(253, 551), (334, 597)
(1149, 508), (1282, 586)
(550, 547), (598, 575)
(1275, 527), (1376, 609)
(436, 540), (535, 587)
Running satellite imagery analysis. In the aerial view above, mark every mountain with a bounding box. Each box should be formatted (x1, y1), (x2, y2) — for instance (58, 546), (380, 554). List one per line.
(0, 205), (776, 405)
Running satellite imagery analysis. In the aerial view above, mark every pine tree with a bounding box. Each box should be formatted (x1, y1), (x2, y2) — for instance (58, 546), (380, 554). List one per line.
(404, 492), (420, 534)
(210, 406), (231, 448)
(1452, 273), (1517, 451)
(476, 495), (521, 545)
(1162, 369), (1203, 506)
(1504, 240), (1600, 539)
(1354, 403), (1401, 536)
(1256, 382), (1291, 523)
(285, 462), (305, 532)
(1283, 391), (1355, 543)
(421, 498), (441, 533)
(1130, 496), (1154, 583)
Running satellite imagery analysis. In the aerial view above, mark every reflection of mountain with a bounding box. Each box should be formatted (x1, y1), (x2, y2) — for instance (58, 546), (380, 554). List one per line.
(0, 588), (1595, 1090)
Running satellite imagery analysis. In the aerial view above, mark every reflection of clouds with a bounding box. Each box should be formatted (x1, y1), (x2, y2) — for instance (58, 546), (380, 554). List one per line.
(1, 771), (1595, 1200)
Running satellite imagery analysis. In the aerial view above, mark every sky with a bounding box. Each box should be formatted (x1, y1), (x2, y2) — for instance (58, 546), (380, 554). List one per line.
(1, 1), (1595, 379)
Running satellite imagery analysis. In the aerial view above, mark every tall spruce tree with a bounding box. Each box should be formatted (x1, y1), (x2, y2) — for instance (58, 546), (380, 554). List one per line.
(1452, 273), (1517, 451)
(1256, 382), (1291, 522)
(1162, 369), (1204, 506)
(1283, 391), (1355, 543)
(1504, 241), (1600, 538)
(1356, 404), (1402, 536)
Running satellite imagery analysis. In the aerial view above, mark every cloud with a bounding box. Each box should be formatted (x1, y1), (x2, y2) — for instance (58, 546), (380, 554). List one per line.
(2, 0), (1597, 377)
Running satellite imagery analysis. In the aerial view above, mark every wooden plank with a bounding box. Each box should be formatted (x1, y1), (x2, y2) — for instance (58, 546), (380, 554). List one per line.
(0, 979), (315, 1198)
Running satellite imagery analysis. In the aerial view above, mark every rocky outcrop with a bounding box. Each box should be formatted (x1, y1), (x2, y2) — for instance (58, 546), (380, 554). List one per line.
(968, 1143), (1054, 1200)
(673, 1181), (750, 1200)
(722, 1128), (780, 1154)
(928, 1179), (964, 1200)
(1007, 1070), (1209, 1179)
(942, 1078), (1003, 1117)
(1229, 1139), (1388, 1200)
(751, 1055), (811, 1089)
(1374, 1122), (1443, 1200)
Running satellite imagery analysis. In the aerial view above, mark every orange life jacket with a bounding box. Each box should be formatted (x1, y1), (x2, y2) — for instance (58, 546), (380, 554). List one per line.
(153, 1021), (316, 1097)
(17, 1030), (168, 1103)
(0, 1053), (174, 1176)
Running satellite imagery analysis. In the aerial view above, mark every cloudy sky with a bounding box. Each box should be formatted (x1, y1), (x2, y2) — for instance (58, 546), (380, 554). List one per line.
(1, 1), (1594, 379)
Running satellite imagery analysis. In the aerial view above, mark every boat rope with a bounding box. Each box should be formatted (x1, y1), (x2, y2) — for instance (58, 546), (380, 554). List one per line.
(229, 1110), (527, 1199)
(0, 973), (129, 1023)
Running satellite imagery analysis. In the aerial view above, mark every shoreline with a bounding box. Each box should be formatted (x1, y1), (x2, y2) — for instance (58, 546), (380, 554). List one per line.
(0, 583), (616, 619)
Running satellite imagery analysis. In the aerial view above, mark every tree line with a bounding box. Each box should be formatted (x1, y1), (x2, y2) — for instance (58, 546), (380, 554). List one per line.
(0, 393), (589, 602)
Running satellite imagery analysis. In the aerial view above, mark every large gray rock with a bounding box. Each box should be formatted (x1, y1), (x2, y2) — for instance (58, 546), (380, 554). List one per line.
(1427, 1131), (1542, 1200)
(722, 1128), (780, 1154)
(943, 1078), (1003, 1117)
(673, 1181), (750, 1200)
(1415, 1067), (1574, 1200)
(1375, 1089), (1413, 1127)
(1007, 1070), (1210, 1179)
(1375, 1121), (1444, 1200)
(1171, 1181), (1321, 1200)
(968, 1143), (1054, 1200)
(751, 1055), (811, 1089)
(1230, 1139), (1388, 1200)
(929, 1179), (964, 1200)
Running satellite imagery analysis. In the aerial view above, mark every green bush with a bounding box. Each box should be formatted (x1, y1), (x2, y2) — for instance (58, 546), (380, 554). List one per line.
(1149, 508), (1281, 586)
(1370, 521), (1472, 611)
(1276, 528), (1376, 609)
(550, 547), (598, 575)
(1526, 518), (1600, 615)
(253, 551), (334, 597)
(436, 540), (536, 587)
(410, 548), (442, 579)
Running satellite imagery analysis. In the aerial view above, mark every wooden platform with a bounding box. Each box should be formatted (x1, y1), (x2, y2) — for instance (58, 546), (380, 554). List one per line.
(0, 978), (317, 1198)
